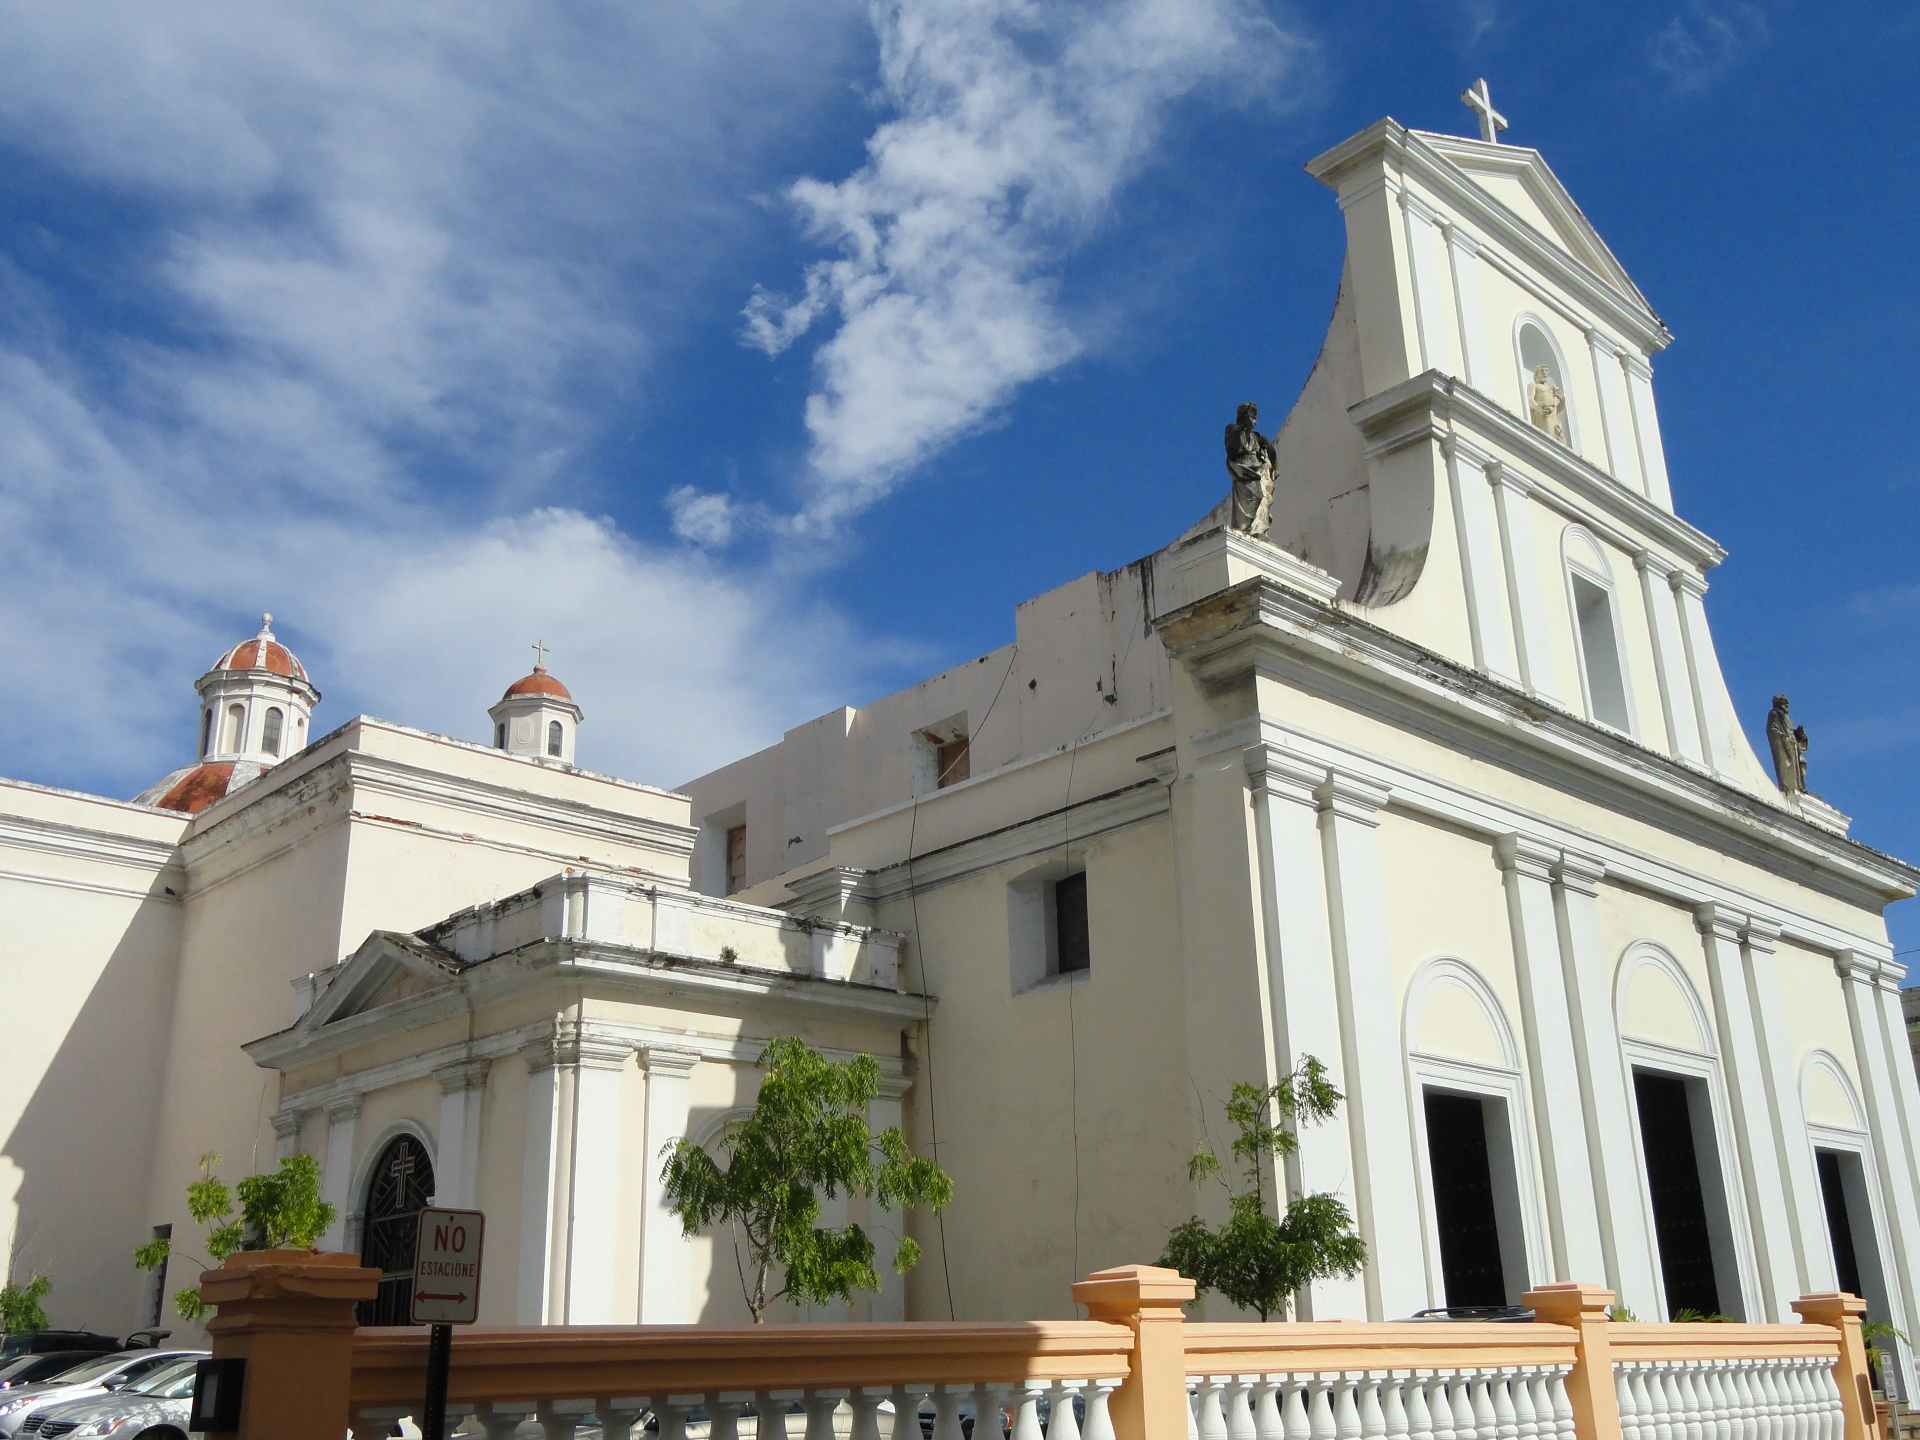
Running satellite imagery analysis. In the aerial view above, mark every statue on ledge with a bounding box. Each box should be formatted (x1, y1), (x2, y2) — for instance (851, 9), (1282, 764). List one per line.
(1528, 364), (1567, 442)
(1224, 402), (1277, 535)
(1766, 694), (1809, 794)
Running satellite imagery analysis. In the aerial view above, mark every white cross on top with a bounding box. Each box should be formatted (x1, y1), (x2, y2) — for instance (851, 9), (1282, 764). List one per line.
(1461, 78), (1508, 144)
(531, 639), (549, 670)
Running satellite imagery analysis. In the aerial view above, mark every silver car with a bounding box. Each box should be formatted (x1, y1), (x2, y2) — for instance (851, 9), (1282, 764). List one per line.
(0, 1353), (203, 1439)
(10, 1359), (200, 1440)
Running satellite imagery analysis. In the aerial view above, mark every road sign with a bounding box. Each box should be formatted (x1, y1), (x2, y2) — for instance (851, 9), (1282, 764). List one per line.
(411, 1207), (485, 1326)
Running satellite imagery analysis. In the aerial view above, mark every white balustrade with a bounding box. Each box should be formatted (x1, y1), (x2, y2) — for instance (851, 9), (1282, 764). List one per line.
(1184, 1369), (1577, 1440)
(354, 1376), (1121, 1440)
(1610, 1357), (1843, 1440)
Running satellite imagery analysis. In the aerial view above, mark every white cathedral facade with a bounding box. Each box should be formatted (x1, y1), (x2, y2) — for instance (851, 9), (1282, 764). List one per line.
(4, 105), (1919, 1385)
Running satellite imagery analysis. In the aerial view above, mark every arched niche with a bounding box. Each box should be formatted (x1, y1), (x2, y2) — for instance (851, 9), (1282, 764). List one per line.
(1514, 312), (1578, 448)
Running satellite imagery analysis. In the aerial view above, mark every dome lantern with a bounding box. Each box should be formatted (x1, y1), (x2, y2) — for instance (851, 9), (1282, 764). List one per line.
(489, 641), (582, 764)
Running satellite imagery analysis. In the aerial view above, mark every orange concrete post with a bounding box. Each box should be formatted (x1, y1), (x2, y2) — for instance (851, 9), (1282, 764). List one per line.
(1072, 1264), (1194, 1440)
(1524, 1283), (1622, 1440)
(1792, 1292), (1875, 1440)
(200, 1249), (380, 1440)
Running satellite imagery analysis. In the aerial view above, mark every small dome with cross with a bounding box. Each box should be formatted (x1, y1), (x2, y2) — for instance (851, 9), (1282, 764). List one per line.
(489, 641), (583, 764)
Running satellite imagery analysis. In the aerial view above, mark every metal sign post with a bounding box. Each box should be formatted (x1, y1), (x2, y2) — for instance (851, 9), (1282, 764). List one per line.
(411, 1206), (485, 1440)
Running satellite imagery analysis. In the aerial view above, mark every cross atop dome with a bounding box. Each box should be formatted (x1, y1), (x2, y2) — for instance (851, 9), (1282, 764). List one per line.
(1460, 77), (1508, 144)
(531, 638), (549, 670)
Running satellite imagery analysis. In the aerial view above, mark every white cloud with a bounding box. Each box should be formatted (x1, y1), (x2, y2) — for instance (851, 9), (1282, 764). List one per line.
(1649, 2), (1770, 91)
(747, 0), (1307, 526)
(0, 0), (882, 797)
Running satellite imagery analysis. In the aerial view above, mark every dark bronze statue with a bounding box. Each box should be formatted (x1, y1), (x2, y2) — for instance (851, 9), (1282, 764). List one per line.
(1224, 402), (1276, 535)
(1766, 694), (1808, 794)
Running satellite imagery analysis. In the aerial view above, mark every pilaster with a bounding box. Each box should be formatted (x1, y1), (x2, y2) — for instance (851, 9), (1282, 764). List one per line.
(1399, 191), (1454, 375)
(1738, 918), (1830, 1295)
(319, 1094), (361, 1252)
(432, 1059), (490, 1210)
(1671, 571), (1735, 776)
(1242, 745), (1363, 1318)
(1495, 834), (1604, 1283)
(867, 1074), (913, 1323)
(639, 1044), (702, 1323)
(1315, 770), (1423, 1319)
(1487, 463), (1560, 702)
(559, 1027), (632, 1323)
(270, 1108), (304, 1163)
(1443, 437), (1519, 684)
(1621, 354), (1675, 510)
(1442, 224), (1490, 387)
(1836, 951), (1920, 1395)
(517, 1039), (564, 1323)
(1552, 850), (1662, 1315)
(1696, 903), (1796, 1318)
(1633, 551), (1705, 765)
(1586, 330), (1641, 493)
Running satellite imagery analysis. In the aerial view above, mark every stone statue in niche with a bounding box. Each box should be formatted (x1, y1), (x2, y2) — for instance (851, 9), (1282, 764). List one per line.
(1224, 402), (1277, 535)
(1766, 693), (1809, 794)
(1528, 364), (1567, 442)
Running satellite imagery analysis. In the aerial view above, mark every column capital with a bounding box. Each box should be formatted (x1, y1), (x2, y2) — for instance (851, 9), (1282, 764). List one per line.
(1440, 432), (1496, 470)
(1740, 916), (1783, 953)
(1486, 459), (1535, 496)
(1669, 568), (1709, 599)
(1442, 223), (1483, 257)
(323, 1093), (362, 1124)
(434, 1058), (492, 1095)
(1554, 850), (1606, 896)
(1833, 948), (1876, 983)
(270, 1109), (305, 1141)
(1495, 832), (1559, 882)
(640, 1043), (702, 1078)
(1633, 548), (1677, 580)
(526, 1022), (637, 1074)
(875, 1073), (913, 1102)
(1694, 902), (1747, 944)
(1621, 352), (1654, 382)
(1242, 743), (1325, 807)
(1315, 770), (1391, 824)
(1584, 328), (1625, 359)
(1400, 189), (1442, 226)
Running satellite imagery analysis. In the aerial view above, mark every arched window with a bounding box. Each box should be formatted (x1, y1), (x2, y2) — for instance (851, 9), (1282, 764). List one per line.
(547, 720), (563, 757)
(200, 708), (213, 758)
(495, 721), (507, 749)
(1562, 528), (1633, 734)
(261, 707), (284, 756)
(1515, 316), (1574, 447)
(357, 1134), (435, 1326)
(223, 704), (246, 753)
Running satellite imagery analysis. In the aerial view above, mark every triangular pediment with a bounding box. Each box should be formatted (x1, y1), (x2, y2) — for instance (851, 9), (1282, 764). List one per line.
(301, 930), (467, 1032)
(1411, 131), (1652, 317)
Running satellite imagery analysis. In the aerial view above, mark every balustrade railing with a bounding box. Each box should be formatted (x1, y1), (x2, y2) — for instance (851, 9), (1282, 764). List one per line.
(192, 1253), (1878, 1440)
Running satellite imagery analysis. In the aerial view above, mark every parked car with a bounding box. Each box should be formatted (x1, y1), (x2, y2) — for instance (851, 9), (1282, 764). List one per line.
(0, 1341), (117, 1368)
(12, 1358), (200, 1440)
(0, 1358), (101, 1393)
(0, 1352), (204, 1439)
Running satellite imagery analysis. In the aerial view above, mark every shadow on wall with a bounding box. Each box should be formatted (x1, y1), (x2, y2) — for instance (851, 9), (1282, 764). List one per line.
(4, 880), (185, 1336)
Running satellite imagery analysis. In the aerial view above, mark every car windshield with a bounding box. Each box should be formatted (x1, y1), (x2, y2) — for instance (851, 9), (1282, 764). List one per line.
(0, 1356), (44, 1382)
(133, 1361), (200, 1397)
(38, 1354), (131, 1385)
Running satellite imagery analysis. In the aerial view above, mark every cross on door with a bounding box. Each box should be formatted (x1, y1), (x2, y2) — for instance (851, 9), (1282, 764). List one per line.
(1461, 78), (1508, 144)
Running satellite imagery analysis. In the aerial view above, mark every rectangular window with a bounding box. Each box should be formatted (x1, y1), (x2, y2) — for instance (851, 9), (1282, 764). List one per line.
(1633, 1069), (1740, 1317)
(1572, 575), (1631, 730)
(1422, 1089), (1526, 1309)
(1815, 1148), (1890, 1325)
(1054, 872), (1090, 975)
(725, 824), (747, 896)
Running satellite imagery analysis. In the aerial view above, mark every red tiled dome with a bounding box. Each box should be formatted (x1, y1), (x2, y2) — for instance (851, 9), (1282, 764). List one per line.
(503, 667), (571, 701)
(212, 614), (309, 683)
(132, 760), (267, 815)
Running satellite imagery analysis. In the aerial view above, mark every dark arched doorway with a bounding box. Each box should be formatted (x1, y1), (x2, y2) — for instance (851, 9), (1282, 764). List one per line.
(356, 1134), (435, 1325)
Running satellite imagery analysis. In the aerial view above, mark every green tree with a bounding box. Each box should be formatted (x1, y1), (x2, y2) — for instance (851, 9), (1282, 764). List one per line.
(661, 1037), (953, 1323)
(0, 1275), (52, 1334)
(1158, 1058), (1368, 1321)
(134, 1152), (336, 1320)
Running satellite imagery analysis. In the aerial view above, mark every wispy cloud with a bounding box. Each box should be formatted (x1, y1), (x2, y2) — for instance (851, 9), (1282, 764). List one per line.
(1649, 1), (1770, 91)
(736, 0), (1309, 529)
(0, 0), (881, 796)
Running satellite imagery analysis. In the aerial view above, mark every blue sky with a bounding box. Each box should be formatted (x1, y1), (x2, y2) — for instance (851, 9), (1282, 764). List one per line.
(2, 2), (1916, 955)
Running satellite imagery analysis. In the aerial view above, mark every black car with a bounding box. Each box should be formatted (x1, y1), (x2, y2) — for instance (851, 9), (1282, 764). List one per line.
(0, 1352), (99, 1390)
(0, 1335), (120, 1365)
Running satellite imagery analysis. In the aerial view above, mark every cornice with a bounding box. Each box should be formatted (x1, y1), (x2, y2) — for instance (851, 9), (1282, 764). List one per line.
(1349, 370), (1724, 570)
(1305, 120), (1667, 354)
(1154, 577), (1920, 912)
(245, 938), (932, 1073)
(0, 809), (185, 876)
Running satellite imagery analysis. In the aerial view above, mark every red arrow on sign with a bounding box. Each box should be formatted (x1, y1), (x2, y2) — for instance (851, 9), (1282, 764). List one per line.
(415, 1291), (469, 1304)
